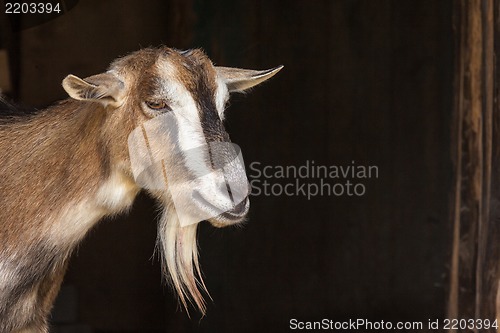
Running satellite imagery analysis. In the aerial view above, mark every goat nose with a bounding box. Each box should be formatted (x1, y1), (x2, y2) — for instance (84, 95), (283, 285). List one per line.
(230, 196), (249, 215)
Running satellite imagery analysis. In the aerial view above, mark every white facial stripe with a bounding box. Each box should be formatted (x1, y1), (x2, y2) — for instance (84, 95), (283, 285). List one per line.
(157, 60), (204, 149)
(156, 59), (212, 177)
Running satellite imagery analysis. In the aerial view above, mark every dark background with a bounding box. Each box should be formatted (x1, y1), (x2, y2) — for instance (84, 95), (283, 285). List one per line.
(0, 0), (454, 332)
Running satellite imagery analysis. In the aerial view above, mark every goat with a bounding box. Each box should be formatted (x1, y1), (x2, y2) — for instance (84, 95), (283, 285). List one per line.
(0, 46), (281, 333)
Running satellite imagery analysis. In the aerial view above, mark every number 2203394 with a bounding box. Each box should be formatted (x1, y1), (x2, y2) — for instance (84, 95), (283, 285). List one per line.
(5, 2), (61, 14)
(443, 319), (498, 330)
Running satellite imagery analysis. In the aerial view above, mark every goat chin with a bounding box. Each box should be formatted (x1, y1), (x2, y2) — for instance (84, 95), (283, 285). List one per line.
(157, 205), (208, 315)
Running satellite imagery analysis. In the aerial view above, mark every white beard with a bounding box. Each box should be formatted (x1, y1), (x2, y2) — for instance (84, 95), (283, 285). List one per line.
(156, 203), (208, 314)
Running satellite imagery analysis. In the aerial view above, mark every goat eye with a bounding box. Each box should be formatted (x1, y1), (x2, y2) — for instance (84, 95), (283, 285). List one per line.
(145, 100), (170, 111)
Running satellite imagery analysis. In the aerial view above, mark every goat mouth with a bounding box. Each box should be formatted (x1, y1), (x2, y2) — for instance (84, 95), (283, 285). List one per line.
(209, 197), (250, 228)
(190, 185), (249, 224)
(209, 196), (249, 227)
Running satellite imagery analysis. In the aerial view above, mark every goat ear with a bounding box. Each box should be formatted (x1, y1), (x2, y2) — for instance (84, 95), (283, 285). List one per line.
(62, 72), (125, 107)
(216, 65), (283, 93)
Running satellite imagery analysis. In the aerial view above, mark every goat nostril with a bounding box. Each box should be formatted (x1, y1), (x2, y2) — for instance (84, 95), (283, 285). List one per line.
(231, 197), (248, 215)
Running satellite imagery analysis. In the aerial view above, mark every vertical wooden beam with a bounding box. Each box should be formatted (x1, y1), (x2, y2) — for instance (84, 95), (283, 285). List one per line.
(494, 0), (500, 322)
(449, 0), (465, 318)
(450, 0), (498, 329)
(449, 0), (484, 322)
(477, 0), (496, 322)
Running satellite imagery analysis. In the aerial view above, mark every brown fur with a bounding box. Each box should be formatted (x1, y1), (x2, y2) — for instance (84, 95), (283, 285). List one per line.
(0, 104), (96, 331)
(0, 47), (280, 332)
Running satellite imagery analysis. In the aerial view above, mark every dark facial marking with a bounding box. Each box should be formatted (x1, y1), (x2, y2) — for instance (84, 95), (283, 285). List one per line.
(172, 49), (230, 144)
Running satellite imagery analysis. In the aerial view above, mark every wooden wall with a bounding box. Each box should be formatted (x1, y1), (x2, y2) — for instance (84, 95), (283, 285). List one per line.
(191, 2), (453, 332)
(448, 1), (500, 330)
(2, 0), (459, 332)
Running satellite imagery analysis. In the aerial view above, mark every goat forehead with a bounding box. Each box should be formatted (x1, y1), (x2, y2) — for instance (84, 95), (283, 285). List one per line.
(155, 55), (220, 104)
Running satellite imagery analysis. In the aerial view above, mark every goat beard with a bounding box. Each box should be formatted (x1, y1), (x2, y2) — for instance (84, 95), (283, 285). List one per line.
(156, 204), (208, 315)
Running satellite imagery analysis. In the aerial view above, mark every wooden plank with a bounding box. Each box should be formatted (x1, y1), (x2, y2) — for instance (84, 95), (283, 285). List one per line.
(476, 0), (496, 322)
(448, 0), (465, 319)
(494, 0), (500, 315)
(449, 0), (499, 329)
(449, 0), (484, 322)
